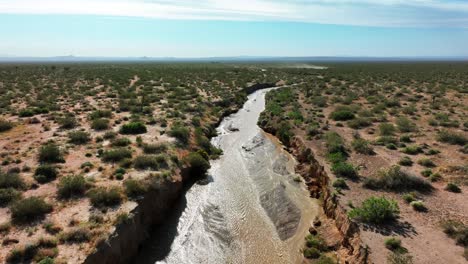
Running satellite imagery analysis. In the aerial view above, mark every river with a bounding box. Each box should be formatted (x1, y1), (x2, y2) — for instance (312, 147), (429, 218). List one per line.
(133, 87), (319, 264)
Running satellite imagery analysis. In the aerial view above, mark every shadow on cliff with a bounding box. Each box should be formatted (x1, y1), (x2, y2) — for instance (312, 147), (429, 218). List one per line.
(130, 174), (213, 264)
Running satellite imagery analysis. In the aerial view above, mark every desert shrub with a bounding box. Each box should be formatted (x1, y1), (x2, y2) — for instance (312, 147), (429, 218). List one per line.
(91, 118), (110, 130)
(10, 197), (52, 223)
(347, 117), (372, 129)
(305, 234), (327, 251)
(330, 107), (355, 121)
(119, 122), (147, 135)
(399, 135), (412, 143)
(332, 178), (348, 189)
(417, 158), (436, 168)
(402, 193), (416, 203)
(34, 165), (58, 184)
(111, 137), (131, 147)
(445, 183), (461, 193)
(0, 188), (22, 206)
(401, 145), (422, 155)
(184, 152), (210, 177)
(441, 220), (468, 246)
(68, 131), (91, 145)
(398, 156), (413, 166)
(0, 119), (13, 132)
(379, 123), (396, 136)
(103, 131), (117, 139)
(90, 110), (112, 119)
(326, 152), (347, 164)
(19, 108), (35, 117)
(410, 201), (426, 211)
(387, 252), (413, 264)
(331, 162), (358, 178)
(421, 169), (432, 177)
(38, 142), (64, 163)
(364, 166), (432, 192)
(0, 172), (25, 189)
(124, 179), (147, 198)
(385, 237), (402, 251)
(133, 155), (167, 170)
(315, 255), (336, 264)
(303, 247), (321, 259)
(352, 138), (374, 155)
(348, 196), (399, 224)
(88, 187), (122, 208)
(58, 115), (78, 129)
(101, 148), (132, 163)
(437, 130), (467, 145)
(143, 143), (167, 154)
(59, 227), (91, 243)
(375, 136), (398, 146)
(325, 132), (346, 155)
(396, 117), (416, 132)
(57, 175), (87, 199)
(429, 173), (442, 182)
(169, 125), (190, 144)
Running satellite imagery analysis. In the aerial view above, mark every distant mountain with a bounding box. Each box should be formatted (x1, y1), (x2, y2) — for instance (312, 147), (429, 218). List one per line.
(0, 56), (467, 63)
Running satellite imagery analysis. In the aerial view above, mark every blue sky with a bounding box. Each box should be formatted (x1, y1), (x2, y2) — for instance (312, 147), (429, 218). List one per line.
(0, 0), (467, 57)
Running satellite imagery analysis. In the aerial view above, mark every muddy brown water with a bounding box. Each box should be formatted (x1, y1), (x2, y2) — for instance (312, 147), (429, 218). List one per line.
(134, 88), (319, 264)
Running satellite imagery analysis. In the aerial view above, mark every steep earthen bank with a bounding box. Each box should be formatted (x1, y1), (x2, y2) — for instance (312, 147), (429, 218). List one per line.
(261, 124), (368, 263)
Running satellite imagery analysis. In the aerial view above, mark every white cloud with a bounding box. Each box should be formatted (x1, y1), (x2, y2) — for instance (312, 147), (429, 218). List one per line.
(0, 0), (467, 27)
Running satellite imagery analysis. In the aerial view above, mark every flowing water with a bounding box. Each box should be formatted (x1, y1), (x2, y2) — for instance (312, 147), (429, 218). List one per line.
(134, 88), (318, 264)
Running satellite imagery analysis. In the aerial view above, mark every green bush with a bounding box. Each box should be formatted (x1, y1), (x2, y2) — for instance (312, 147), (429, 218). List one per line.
(402, 193), (416, 203)
(101, 148), (132, 163)
(331, 162), (358, 178)
(90, 110), (112, 119)
(185, 152), (210, 177)
(143, 143), (167, 154)
(398, 156), (413, 166)
(124, 179), (147, 199)
(437, 130), (467, 145)
(133, 155), (167, 170)
(417, 158), (436, 168)
(0, 188), (22, 206)
(68, 131), (91, 145)
(445, 183), (461, 193)
(34, 165), (58, 184)
(385, 237), (402, 250)
(111, 137), (131, 147)
(88, 187), (122, 208)
(119, 122), (147, 135)
(58, 115), (78, 129)
(59, 227), (91, 243)
(57, 175), (88, 199)
(348, 196), (399, 224)
(330, 109), (355, 121)
(305, 234), (327, 251)
(0, 172), (25, 189)
(303, 247), (321, 259)
(421, 169), (432, 177)
(347, 117), (372, 129)
(91, 118), (110, 130)
(396, 117), (416, 132)
(10, 197), (52, 223)
(169, 125), (190, 144)
(410, 201), (427, 211)
(379, 123), (396, 136)
(38, 142), (64, 163)
(364, 166), (432, 192)
(401, 145), (422, 155)
(0, 119), (13, 132)
(325, 132), (346, 154)
(387, 252), (413, 264)
(441, 220), (468, 246)
(332, 178), (348, 189)
(352, 138), (374, 155)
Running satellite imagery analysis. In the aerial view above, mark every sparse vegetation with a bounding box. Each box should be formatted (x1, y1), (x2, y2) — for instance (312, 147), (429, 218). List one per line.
(10, 197), (53, 223)
(348, 196), (399, 224)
